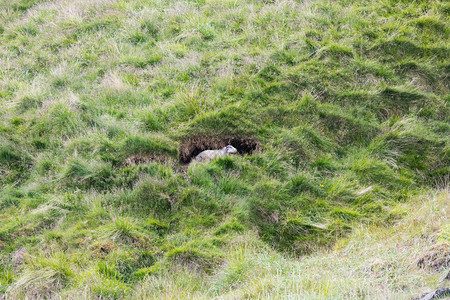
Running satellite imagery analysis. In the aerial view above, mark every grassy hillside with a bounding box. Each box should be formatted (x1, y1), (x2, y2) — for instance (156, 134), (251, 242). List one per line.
(0, 0), (448, 298)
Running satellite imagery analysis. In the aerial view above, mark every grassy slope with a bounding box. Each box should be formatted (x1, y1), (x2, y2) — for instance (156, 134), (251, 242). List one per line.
(0, 0), (448, 298)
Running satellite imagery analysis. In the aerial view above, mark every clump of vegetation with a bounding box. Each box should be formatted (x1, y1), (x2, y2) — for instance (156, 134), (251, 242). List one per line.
(166, 242), (223, 274)
(0, 137), (32, 185)
(0, 0), (448, 298)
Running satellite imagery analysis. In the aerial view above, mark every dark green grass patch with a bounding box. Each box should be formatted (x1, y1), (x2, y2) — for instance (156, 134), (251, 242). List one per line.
(370, 38), (448, 61)
(0, 138), (32, 185)
(61, 158), (116, 190)
(113, 174), (186, 216)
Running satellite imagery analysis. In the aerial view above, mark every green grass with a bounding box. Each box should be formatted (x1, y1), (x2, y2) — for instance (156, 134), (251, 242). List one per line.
(0, 0), (448, 298)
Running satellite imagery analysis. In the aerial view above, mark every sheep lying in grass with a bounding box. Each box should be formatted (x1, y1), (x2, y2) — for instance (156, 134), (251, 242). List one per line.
(194, 145), (238, 162)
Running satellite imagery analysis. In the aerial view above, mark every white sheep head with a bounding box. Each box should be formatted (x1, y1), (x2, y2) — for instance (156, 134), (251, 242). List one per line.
(224, 145), (238, 154)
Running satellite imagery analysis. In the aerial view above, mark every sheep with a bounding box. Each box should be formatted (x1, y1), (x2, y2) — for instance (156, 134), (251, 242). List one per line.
(194, 145), (238, 162)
